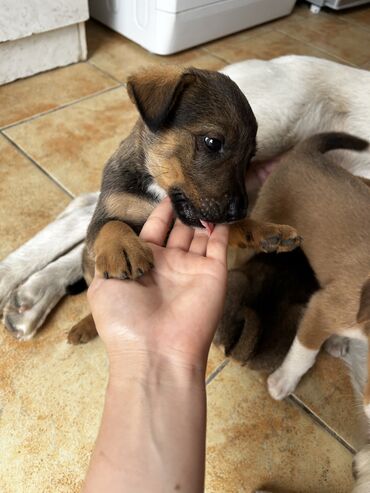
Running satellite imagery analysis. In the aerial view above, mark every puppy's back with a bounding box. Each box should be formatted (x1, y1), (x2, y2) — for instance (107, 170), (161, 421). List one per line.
(252, 132), (370, 279)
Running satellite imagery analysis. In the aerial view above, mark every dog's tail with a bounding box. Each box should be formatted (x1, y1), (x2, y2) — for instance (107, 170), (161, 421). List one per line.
(295, 132), (368, 156)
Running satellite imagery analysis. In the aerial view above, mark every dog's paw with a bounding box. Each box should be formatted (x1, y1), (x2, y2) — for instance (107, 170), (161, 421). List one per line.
(2, 276), (55, 341)
(258, 224), (302, 253)
(0, 263), (17, 313)
(2, 288), (40, 341)
(67, 315), (97, 345)
(267, 366), (299, 400)
(353, 444), (370, 491)
(324, 335), (350, 358)
(95, 236), (154, 280)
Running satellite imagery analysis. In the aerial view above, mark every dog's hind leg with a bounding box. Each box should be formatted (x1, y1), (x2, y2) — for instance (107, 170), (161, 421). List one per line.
(0, 193), (98, 312)
(2, 243), (85, 340)
(267, 288), (339, 400)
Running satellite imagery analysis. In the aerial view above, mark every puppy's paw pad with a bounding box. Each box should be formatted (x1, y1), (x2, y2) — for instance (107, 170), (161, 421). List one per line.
(258, 224), (301, 253)
(324, 336), (350, 358)
(267, 367), (298, 400)
(96, 238), (154, 281)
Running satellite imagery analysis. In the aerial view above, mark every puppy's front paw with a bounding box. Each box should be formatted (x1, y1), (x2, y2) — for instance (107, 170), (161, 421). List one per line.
(229, 219), (302, 253)
(95, 222), (154, 280)
(267, 366), (299, 400)
(258, 223), (302, 253)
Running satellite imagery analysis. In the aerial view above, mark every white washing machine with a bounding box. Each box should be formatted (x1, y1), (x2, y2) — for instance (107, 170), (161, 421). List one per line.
(89, 0), (297, 55)
(306, 0), (369, 13)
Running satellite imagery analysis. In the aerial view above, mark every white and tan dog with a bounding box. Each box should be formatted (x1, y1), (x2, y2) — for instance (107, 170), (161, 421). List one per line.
(1, 55), (370, 490)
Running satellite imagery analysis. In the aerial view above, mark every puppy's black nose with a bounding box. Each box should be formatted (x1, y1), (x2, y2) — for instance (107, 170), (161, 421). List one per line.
(225, 196), (247, 222)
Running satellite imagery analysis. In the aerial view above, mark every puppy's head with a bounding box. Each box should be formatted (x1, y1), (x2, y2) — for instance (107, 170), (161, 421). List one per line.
(127, 65), (257, 228)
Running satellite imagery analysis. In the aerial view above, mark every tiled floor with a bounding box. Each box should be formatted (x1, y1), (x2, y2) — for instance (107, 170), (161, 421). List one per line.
(1, 2), (370, 492)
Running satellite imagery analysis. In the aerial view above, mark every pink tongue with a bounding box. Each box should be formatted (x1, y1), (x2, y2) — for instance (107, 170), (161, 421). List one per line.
(200, 220), (215, 235)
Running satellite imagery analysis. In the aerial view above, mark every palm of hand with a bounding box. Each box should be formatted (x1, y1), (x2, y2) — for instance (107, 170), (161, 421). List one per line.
(88, 199), (229, 369)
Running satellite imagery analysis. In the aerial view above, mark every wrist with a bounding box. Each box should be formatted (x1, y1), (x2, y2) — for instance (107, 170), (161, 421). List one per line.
(107, 348), (207, 391)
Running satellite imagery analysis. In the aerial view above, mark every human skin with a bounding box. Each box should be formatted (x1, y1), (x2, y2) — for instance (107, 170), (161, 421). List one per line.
(82, 198), (229, 493)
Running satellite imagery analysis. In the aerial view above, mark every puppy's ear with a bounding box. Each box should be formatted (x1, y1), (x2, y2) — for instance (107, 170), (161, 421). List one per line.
(127, 65), (195, 132)
(357, 277), (370, 323)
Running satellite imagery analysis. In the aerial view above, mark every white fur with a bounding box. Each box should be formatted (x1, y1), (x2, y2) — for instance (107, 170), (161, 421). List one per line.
(267, 337), (319, 400)
(147, 182), (167, 201)
(221, 55), (370, 177)
(343, 327), (368, 343)
(0, 193), (98, 314)
(353, 445), (370, 493)
(2, 243), (84, 340)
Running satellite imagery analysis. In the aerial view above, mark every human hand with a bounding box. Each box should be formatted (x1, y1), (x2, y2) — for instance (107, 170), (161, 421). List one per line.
(88, 198), (229, 374)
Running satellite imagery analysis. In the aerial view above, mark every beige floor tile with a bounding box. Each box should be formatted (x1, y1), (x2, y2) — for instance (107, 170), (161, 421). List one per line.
(292, 352), (365, 451)
(0, 135), (70, 259)
(87, 20), (225, 83)
(335, 4), (370, 31)
(0, 293), (103, 493)
(204, 29), (342, 65)
(206, 360), (354, 493)
(275, 8), (370, 66)
(207, 344), (227, 379)
(253, 351), (364, 451)
(0, 288), (224, 493)
(4, 88), (137, 196)
(0, 63), (119, 129)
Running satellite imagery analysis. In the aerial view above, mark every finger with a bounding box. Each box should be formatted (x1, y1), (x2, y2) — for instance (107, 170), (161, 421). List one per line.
(166, 218), (194, 251)
(189, 227), (209, 256)
(206, 224), (229, 264)
(139, 197), (174, 246)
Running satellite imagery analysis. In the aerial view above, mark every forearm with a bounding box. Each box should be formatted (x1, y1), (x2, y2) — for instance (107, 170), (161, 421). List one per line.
(82, 353), (207, 493)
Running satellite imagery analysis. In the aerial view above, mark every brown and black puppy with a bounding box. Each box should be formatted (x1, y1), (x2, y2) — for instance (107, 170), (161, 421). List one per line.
(229, 132), (370, 416)
(68, 65), (301, 344)
(215, 248), (319, 372)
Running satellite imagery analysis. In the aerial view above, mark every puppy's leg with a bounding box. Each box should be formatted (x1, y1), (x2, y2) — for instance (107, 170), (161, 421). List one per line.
(229, 218), (302, 253)
(2, 243), (84, 341)
(68, 314), (97, 345)
(0, 194), (96, 312)
(353, 444), (370, 493)
(94, 221), (154, 280)
(362, 339), (370, 420)
(267, 289), (333, 400)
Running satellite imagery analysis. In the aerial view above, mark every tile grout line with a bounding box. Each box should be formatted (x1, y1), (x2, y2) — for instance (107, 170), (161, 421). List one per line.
(86, 59), (126, 86)
(1, 131), (75, 199)
(288, 393), (356, 454)
(274, 28), (359, 67)
(201, 47), (231, 66)
(206, 359), (230, 386)
(0, 84), (123, 132)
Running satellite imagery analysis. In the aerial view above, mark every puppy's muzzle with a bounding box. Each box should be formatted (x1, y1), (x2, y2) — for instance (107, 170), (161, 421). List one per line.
(170, 189), (247, 226)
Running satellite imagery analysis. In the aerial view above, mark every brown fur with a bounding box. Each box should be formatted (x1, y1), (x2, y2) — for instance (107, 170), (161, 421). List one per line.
(239, 132), (370, 408)
(105, 192), (156, 224)
(68, 65), (300, 344)
(215, 248), (318, 372)
(94, 220), (154, 280)
(229, 218), (301, 253)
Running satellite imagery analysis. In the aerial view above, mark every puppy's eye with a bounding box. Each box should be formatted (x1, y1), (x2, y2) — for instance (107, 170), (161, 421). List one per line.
(204, 136), (223, 152)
